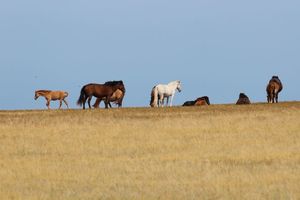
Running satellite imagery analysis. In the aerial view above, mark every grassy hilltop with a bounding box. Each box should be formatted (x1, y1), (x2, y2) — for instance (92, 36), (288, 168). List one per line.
(0, 102), (300, 199)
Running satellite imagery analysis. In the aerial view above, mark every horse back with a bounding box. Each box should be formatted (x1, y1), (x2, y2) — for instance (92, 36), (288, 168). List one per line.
(194, 99), (208, 106)
(266, 82), (277, 94)
(84, 83), (118, 98)
(182, 101), (195, 106)
(269, 77), (283, 92)
(50, 91), (68, 100)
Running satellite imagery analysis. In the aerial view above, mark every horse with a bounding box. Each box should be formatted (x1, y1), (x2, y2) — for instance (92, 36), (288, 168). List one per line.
(150, 80), (182, 107)
(236, 93), (251, 105)
(34, 90), (69, 109)
(182, 101), (196, 106)
(93, 89), (124, 108)
(93, 81), (125, 108)
(266, 76), (283, 103)
(183, 96), (210, 106)
(77, 81), (125, 109)
(194, 96), (210, 106)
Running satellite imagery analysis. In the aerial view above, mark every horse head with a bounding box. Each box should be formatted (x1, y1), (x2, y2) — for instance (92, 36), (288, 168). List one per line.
(239, 93), (247, 98)
(176, 81), (182, 92)
(34, 91), (39, 100)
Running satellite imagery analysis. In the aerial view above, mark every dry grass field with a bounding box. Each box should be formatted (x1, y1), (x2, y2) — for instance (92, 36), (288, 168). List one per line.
(0, 102), (300, 199)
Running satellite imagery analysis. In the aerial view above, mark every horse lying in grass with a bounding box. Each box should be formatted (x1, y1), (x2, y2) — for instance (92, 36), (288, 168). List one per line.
(34, 90), (69, 109)
(182, 96), (210, 106)
(236, 93), (251, 105)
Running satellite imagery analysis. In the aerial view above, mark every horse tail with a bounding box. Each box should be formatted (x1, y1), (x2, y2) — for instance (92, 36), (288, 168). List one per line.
(64, 91), (69, 98)
(150, 86), (158, 107)
(77, 86), (86, 106)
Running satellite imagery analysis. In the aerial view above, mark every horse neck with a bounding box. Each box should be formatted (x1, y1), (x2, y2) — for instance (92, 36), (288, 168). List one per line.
(36, 90), (51, 96)
(167, 81), (179, 91)
(111, 85), (123, 93)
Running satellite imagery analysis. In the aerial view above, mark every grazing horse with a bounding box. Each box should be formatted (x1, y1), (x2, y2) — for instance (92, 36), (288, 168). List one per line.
(150, 80), (182, 107)
(77, 81), (125, 109)
(34, 90), (69, 109)
(266, 76), (283, 103)
(236, 93), (251, 105)
(93, 81), (125, 108)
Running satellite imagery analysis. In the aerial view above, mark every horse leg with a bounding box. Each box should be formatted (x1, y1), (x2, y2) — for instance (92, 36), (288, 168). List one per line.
(271, 91), (275, 103)
(275, 92), (279, 103)
(104, 96), (110, 109)
(59, 100), (62, 109)
(119, 97), (124, 107)
(166, 97), (169, 106)
(63, 99), (69, 109)
(170, 95), (174, 107)
(159, 95), (164, 107)
(82, 96), (87, 109)
(87, 96), (92, 109)
(93, 98), (101, 108)
(109, 102), (112, 108)
(46, 99), (50, 109)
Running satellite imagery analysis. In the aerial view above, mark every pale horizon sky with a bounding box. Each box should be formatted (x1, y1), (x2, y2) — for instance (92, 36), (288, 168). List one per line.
(0, 0), (299, 110)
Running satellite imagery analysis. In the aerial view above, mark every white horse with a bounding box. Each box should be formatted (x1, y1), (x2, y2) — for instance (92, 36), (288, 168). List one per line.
(150, 80), (182, 107)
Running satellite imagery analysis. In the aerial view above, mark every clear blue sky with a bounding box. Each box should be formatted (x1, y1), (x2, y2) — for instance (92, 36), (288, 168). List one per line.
(0, 0), (299, 109)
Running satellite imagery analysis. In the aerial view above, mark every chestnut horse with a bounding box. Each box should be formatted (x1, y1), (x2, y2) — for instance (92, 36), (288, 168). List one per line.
(34, 90), (69, 109)
(77, 81), (125, 109)
(93, 81), (125, 108)
(266, 76), (283, 103)
(195, 96), (210, 106)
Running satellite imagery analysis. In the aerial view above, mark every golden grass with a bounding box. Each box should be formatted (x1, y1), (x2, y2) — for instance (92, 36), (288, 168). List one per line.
(0, 102), (300, 199)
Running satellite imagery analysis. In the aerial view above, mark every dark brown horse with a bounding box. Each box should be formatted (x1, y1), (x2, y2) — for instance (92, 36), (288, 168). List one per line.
(77, 81), (125, 109)
(266, 76), (283, 103)
(182, 101), (196, 106)
(93, 81), (125, 108)
(236, 93), (251, 105)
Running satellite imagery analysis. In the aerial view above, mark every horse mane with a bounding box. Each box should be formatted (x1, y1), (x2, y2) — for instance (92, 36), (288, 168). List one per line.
(169, 80), (180, 84)
(239, 93), (248, 99)
(270, 76), (282, 85)
(36, 90), (51, 93)
(104, 80), (124, 86)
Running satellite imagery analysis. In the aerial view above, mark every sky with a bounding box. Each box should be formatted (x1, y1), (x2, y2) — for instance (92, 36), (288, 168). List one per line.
(0, 0), (299, 110)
